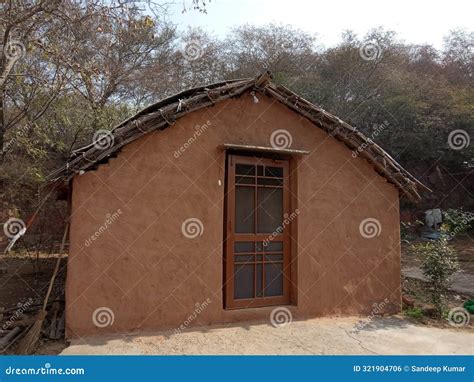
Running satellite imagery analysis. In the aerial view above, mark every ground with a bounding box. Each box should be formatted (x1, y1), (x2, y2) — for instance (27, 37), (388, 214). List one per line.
(61, 316), (473, 355)
(0, 254), (66, 309)
(0, 252), (67, 354)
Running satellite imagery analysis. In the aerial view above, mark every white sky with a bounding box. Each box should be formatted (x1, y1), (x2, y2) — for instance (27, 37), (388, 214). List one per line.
(167, 0), (473, 49)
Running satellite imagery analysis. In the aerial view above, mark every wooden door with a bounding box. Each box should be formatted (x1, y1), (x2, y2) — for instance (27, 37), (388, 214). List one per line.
(225, 154), (291, 309)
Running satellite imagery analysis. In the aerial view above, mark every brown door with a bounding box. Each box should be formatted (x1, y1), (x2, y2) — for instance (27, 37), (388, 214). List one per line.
(225, 154), (291, 309)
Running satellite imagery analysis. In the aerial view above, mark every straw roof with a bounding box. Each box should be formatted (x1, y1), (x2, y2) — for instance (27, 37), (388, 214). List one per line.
(49, 72), (428, 201)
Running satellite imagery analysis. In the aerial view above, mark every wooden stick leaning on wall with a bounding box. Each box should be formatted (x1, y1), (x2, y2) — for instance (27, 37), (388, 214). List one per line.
(16, 222), (69, 355)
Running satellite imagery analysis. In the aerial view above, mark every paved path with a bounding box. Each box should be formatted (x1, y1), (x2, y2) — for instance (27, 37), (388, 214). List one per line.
(61, 316), (473, 355)
(403, 267), (474, 296)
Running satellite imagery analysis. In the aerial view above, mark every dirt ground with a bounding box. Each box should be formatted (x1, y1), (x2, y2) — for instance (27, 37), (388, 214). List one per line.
(61, 316), (473, 355)
(0, 254), (66, 308)
(0, 251), (67, 354)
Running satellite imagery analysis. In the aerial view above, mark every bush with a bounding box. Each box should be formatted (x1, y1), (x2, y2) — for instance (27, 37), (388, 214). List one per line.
(442, 208), (474, 239)
(411, 236), (459, 315)
(405, 307), (424, 319)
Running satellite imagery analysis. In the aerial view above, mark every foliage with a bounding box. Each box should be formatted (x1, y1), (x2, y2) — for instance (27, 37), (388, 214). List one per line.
(441, 208), (474, 238)
(411, 237), (459, 315)
(404, 307), (424, 319)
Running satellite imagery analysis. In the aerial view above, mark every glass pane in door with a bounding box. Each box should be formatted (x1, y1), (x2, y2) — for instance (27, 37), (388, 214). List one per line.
(257, 188), (283, 233)
(235, 186), (255, 233)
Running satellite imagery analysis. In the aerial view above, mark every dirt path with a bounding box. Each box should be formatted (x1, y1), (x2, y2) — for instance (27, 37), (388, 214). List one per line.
(61, 316), (473, 355)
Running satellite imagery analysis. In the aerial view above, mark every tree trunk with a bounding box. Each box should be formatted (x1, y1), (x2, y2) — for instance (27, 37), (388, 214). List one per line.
(0, 88), (5, 162)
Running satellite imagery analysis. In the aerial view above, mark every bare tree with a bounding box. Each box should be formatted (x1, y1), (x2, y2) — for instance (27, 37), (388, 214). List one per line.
(0, 0), (63, 158)
(0, 0), (175, 158)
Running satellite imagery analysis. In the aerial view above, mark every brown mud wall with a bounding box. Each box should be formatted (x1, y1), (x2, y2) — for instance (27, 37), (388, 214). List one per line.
(66, 93), (401, 338)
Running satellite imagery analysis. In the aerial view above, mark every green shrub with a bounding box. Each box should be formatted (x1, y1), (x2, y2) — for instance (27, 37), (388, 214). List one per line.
(405, 307), (424, 319)
(411, 236), (459, 315)
(442, 208), (474, 239)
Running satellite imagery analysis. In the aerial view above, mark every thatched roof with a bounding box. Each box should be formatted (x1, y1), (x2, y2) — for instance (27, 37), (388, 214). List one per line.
(49, 72), (428, 201)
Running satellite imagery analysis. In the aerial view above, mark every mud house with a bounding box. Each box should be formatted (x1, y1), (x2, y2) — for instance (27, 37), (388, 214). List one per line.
(50, 72), (427, 337)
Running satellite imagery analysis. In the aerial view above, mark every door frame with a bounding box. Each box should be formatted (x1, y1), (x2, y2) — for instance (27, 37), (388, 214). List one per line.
(224, 153), (292, 309)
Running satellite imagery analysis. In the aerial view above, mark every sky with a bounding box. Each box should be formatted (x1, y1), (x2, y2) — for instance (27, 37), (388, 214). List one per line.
(166, 0), (473, 49)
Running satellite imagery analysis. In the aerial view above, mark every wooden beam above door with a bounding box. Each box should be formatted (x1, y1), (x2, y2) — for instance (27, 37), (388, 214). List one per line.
(220, 143), (310, 156)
